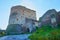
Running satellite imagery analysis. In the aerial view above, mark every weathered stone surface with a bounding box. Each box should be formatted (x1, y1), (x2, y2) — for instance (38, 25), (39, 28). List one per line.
(0, 34), (31, 40)
(6, 24), (23, 34)
(7, 5), (37, 33)
(39, 9), (60, 27)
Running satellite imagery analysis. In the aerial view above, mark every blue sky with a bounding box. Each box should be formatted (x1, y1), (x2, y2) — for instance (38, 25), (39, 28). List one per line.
(0, 0), (60, 30)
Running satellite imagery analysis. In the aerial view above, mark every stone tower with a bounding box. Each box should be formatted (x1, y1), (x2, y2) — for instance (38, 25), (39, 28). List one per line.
(6, 5), (37, 34)
(9, 5), (36, 25)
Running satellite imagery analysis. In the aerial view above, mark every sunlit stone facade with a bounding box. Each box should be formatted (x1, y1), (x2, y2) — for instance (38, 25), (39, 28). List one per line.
(7, 5), (37, 33)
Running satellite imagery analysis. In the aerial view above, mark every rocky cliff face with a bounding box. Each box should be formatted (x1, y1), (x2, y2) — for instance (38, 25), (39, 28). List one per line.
(39, 9), (60, 27)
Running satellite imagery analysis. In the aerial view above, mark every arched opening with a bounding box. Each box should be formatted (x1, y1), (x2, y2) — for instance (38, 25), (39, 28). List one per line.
(27, 28), (30, 32)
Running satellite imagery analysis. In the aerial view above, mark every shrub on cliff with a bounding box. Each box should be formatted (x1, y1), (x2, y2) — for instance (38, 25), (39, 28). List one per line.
(29, 25), (60, 40)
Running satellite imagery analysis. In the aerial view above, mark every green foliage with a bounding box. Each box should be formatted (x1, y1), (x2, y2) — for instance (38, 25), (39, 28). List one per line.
(0, 32), (6, 37)
(57, 24), (60, 28)
(29, 25), (60, 40)
(36, 26), (39, 30)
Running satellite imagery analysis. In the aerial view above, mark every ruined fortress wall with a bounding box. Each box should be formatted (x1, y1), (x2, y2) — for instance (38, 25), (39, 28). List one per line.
(9, 5), (36, 25)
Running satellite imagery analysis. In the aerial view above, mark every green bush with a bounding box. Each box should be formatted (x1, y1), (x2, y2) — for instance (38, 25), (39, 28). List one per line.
(0, 32), (6, 37)
(29, 25), (60, 40)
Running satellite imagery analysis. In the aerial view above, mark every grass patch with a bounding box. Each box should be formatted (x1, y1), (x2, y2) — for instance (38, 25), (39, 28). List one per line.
(29, 25), (60, 40)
